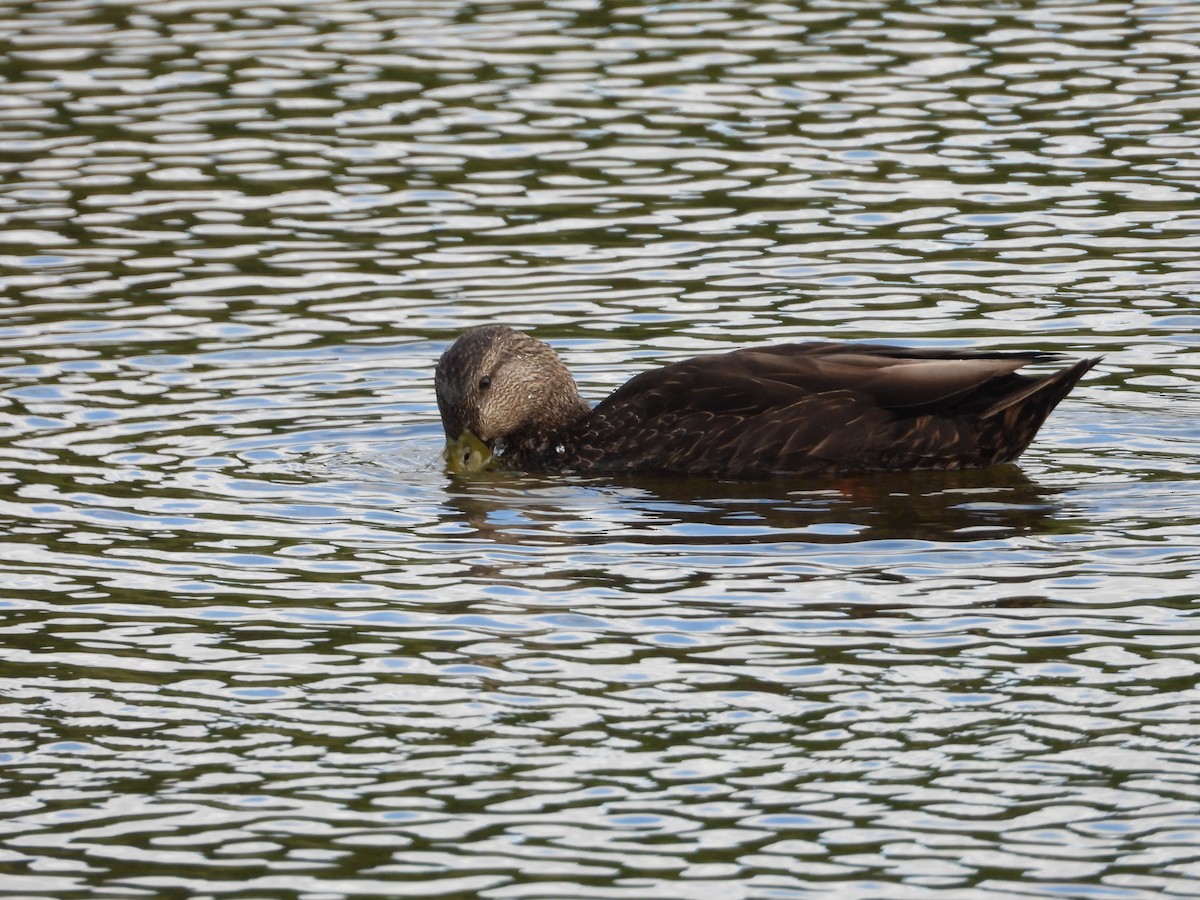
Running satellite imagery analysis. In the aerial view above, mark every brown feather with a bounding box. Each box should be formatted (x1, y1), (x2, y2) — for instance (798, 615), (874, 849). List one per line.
(434, 327), (1100, 477)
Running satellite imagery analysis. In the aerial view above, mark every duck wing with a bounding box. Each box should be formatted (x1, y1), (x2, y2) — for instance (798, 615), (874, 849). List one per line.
(569, 343), (1096, 476)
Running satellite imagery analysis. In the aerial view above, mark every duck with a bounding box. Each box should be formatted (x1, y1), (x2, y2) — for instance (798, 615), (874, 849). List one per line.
(434, 325), (1099, 478)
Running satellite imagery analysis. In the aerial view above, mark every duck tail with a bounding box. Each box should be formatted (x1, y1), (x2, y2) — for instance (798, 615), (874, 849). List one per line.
(980, 356), (1101, 463)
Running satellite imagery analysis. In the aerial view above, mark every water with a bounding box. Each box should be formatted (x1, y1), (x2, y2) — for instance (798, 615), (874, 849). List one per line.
(2, 1), (1199, 897)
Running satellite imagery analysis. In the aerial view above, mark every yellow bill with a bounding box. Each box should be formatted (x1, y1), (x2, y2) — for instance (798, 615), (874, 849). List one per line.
(443, 429), (495, 474)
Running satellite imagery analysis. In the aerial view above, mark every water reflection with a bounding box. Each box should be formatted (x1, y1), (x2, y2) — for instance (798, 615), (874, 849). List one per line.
(2, 0), (1200, 897)
(442, 465), (1065, 547)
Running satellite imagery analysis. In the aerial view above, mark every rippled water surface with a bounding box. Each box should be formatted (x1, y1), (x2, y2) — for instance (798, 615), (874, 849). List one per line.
(2, 1), (1200, 897)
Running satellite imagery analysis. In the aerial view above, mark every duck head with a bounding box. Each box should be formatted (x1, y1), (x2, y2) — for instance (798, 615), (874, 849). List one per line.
(434, 326), (589, 473)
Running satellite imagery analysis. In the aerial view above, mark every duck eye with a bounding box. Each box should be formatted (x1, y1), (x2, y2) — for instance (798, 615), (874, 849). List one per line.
(478, 375), (491, 390)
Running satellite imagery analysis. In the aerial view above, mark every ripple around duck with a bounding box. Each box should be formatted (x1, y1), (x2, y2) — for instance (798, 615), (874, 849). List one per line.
(2, 0), (1200, 897)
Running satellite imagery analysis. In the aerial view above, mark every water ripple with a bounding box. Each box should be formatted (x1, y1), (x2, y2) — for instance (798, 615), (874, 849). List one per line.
(1, 0), (1199, 897)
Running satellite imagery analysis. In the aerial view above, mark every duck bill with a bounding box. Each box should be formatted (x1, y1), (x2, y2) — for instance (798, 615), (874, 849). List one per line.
(443, 429), (495, 474)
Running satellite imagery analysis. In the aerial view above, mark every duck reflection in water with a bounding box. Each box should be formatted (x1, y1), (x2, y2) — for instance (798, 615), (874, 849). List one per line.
(439, 465), (1067, 552)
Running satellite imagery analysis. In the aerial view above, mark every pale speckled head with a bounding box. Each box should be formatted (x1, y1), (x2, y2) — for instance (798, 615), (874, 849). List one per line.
(434, 325), (588, 452)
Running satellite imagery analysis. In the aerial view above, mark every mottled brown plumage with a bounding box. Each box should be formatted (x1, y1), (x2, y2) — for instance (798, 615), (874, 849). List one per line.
(435, 325), (1099, 477)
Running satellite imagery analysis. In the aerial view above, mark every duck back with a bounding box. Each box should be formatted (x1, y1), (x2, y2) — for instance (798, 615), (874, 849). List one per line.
(556, 343), (1097, 477)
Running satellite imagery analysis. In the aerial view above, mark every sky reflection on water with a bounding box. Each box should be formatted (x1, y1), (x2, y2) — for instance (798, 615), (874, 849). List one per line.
(1, 0), (1199, 898)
